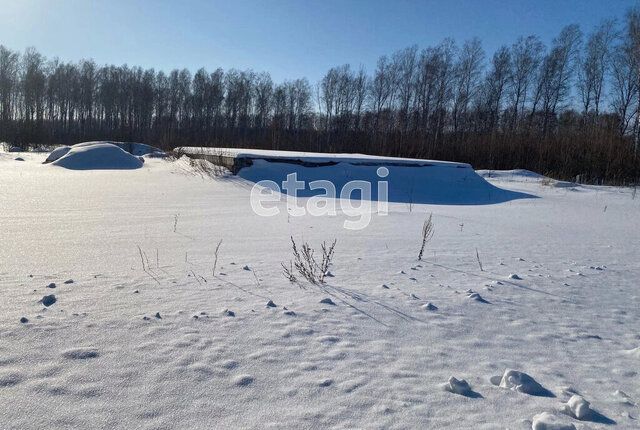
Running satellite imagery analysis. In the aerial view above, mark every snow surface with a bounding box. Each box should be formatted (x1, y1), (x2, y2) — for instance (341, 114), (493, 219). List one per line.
(1, 151), (639, 429)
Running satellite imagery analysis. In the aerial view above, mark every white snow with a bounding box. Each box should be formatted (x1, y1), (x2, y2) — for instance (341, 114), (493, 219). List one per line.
(44, 146), (72, 163)
(178, 146), (467, 167)
(561, 394), (593, 420)
(50, 142), (144, 170)
(45, 141), (162, 165)
(531, 412), (576, 430)
(0, 149), (638, 428)
(492, 369), (553, 397)
(442, 376), (477, 397)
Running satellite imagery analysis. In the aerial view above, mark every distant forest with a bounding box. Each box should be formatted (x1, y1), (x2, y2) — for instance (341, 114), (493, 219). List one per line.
(1, 8), (639, 183)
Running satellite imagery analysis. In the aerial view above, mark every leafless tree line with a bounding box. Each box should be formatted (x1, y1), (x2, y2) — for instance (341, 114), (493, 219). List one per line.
(1, 8), (639, 183)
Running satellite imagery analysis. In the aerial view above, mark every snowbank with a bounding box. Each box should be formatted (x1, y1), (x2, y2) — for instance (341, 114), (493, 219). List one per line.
(50, 143), (144, 170)
(45, 141), (162, 164)
(239, 158), (533, 205)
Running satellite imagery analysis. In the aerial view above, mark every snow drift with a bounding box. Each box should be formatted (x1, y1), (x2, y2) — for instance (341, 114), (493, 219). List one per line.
(45, 141), (162, 165)
(238, 158), (533, 205)
(50, 143), (144, 170)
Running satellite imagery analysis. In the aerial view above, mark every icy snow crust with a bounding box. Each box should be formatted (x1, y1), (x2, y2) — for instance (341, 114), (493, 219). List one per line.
(1, 151), (639, 429)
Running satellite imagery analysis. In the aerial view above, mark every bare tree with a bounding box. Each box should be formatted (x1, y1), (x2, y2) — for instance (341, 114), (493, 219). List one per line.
(485, 45), (512, 132)
(508, 36), (544, 130)
(578, 20), (617, 120)
(610, 37), (639, 137)
(627, 6), (640, 149)
(452, 38), (485, 134)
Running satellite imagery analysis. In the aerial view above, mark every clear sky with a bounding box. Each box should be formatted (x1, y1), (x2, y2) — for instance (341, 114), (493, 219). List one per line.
(0, 0), (637, 83)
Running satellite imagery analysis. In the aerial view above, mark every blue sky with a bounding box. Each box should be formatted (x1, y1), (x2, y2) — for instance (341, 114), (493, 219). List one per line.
(0, 0), (637, 83)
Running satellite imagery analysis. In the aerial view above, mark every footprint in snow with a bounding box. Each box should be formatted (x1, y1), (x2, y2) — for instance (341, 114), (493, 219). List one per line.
(614, 390), (636, 407)
(220, 360), (239, 370)
(232, 375), (254, 386)
(421, 303), (438, 311)
(319, 298), (335, 305)
(319, 379), (333, 387)
(318, 335), (340, 343)
(61, 347), (99, 360)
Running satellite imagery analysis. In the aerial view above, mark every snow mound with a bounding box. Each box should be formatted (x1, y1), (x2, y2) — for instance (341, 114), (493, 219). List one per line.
(442, 377), (480, 397)
(45, 141), (162, 164)
(492, 369), (554, 397)
(51, 143), (144, 170)
(560, 395), (592, 420)
(236, 155), (534, 205)
(531, 412), (576, 430)
(44, 146), (72, 163)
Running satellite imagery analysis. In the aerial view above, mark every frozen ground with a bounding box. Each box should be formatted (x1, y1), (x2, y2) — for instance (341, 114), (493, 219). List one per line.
(0, 149), (639, 429)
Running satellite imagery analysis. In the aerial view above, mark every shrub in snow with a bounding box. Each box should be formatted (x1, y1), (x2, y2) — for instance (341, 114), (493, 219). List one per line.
(285, 236), (336, 284)
(417, 213), (434, 261)
(531, 412), (576, 430)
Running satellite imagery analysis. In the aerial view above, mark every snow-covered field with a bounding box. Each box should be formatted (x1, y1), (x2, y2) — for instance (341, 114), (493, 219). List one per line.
(1, 147), (639, 429)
